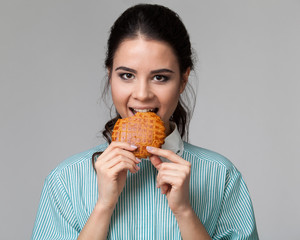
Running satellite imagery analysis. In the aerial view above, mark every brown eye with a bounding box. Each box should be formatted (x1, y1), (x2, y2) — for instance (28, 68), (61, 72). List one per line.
(120, 73), (134, 80)
(153, 75), (168, 82)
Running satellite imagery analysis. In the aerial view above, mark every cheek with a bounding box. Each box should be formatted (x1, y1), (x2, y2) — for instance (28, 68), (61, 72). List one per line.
(111, 85), (118, 103)
(166, 84), (181, 102)
(111, 81), (124, 107)
(111, 78), (123, 97)
(163, 93), (178, 105)
(160, 87), (181, 112)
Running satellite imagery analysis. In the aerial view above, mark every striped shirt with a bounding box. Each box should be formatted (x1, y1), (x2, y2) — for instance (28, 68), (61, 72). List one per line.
(32, 126), (258, 239)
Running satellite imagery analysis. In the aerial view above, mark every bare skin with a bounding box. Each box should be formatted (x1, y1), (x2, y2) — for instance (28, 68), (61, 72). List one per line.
(78, 143), (211, 240)
(78, 142), (140, 240)
(148, 146), (211, 240)
(78, 37), (211, 239)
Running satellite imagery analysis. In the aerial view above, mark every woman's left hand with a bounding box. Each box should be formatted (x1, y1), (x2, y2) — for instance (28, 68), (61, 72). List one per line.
(147, 146), (192, 215)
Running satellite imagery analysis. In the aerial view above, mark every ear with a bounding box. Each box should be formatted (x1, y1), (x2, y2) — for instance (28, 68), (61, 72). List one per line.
(180, 67), (190, 94)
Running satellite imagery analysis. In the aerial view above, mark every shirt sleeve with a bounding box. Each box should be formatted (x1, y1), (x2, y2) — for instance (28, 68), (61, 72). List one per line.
(212, 168), (259, 240)
(32, 172), (80, 240)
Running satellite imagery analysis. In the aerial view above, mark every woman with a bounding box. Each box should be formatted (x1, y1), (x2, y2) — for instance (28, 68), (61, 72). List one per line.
(32, 4), (258, 240)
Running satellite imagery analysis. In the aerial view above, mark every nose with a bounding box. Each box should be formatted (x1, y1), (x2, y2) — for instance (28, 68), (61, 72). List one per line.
(132, 79), (154, 101)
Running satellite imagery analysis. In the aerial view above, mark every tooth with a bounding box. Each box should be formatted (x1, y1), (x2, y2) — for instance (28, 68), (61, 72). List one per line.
(133, 109), (154, 113)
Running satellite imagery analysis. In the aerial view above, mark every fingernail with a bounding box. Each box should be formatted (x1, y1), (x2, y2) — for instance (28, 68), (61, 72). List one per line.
(131, 144), (138, 148)
(136, 157), (141, 163)
(146, 146), (153, 152)
(135, 165), (140, 171)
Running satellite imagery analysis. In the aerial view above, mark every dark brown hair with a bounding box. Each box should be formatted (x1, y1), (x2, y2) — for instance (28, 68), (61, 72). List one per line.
(93, 4), (196, 164)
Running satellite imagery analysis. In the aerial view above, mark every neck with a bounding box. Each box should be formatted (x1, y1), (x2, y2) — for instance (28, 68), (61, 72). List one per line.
(165, 121), (175, 136)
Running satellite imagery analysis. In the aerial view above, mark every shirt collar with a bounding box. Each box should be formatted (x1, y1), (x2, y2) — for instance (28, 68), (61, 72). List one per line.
(105, 122), (184, 161)
(158, 122), (184, 162)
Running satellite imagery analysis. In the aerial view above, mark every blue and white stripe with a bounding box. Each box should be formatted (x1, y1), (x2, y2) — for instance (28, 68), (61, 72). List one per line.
(32, 141), (258, 239)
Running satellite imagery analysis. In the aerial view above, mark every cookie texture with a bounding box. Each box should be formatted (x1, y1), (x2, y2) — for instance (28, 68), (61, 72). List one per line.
(112, 112), (166, 158)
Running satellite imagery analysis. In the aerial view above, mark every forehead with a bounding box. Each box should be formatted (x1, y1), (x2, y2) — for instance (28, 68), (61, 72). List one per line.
(113, 37), (179, 71)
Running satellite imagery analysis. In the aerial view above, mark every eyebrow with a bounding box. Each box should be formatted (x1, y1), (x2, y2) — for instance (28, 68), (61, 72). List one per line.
(115, 66), (174, 74)
(115, 66), (137, 74)
(150, 69), (174, 74)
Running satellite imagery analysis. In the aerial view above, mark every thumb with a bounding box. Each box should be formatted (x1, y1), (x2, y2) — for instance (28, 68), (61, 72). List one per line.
(149, 155), (162, 170)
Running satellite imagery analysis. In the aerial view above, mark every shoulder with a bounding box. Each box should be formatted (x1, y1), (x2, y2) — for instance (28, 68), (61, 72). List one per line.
(183, 142), (238, 173)
(183, 142), (248, 195)
(46, 143), (108, 181)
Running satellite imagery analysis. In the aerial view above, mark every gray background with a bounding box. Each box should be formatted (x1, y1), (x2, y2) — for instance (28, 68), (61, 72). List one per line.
(1, 0), (299, 239)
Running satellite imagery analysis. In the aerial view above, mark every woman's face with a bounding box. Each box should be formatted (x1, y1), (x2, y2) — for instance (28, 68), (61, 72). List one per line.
(110, 37), (189, 135)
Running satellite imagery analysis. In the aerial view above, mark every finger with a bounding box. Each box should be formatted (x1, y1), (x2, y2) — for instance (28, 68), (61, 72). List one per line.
(156, 169), (186, 188)
(146, 146), (190, 166)
(99, 145), (140, 164)
(100, 141), (138, 159)
(111, 140), (138, 150)
(156, 162), (191, 172)
(157, 173), (183, 190)
(103, 148), (140, 164)
(108, 159), (140, 175)
(149, 155), (162, 169)
(95, 151), (139, 172)
(105, 155), (140, 172)
(160, 184), (171, 194)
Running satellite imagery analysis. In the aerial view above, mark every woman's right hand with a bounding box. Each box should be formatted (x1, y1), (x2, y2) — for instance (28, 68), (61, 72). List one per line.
(78, 142), (140, 239)
(94, 141), (141, 209)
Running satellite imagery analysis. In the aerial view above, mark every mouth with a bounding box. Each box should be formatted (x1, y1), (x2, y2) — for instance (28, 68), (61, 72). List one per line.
(129, 107), (159, 115)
